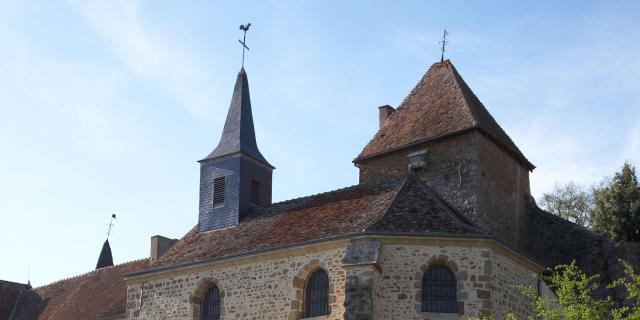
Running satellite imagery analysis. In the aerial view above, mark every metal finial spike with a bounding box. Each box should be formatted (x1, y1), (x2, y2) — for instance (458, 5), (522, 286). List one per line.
(238, 23), (251, 68)
(106, 213), (116, 239)
(439, 28), (449, 62)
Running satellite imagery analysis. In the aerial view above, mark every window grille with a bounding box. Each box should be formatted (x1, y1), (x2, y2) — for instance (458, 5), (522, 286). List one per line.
(250, 179), (260, 206)
(304, 269), (329, 317)
(422, 265), (457, 313)
(213, 177), (225, 205)
(201, 285), (221, 320)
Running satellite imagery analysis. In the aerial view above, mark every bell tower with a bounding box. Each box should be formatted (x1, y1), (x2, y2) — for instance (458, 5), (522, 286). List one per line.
(198, 68), (274, 232)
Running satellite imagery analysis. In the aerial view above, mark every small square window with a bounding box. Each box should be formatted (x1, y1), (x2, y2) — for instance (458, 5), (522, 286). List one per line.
(250, 180), (260, 206)
(213, 177), (225, 205)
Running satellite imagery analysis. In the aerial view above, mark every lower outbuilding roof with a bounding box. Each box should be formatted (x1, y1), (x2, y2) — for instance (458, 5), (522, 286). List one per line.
(33, 259), (149, 320)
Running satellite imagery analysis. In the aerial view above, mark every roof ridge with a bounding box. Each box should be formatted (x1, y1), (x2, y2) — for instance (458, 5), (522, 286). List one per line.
(366, 177), (411, 230)
(442, 61), (480, 127)
(0, 279), (31, 287)
(35, 258), (149, 290)
(265, 179), (403, 209)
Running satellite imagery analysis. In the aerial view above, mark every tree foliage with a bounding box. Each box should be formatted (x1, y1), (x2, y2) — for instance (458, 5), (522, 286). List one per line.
(541, 182), (593, 228)
(592, 162), (640, 242)
(540, 163), (640, 241)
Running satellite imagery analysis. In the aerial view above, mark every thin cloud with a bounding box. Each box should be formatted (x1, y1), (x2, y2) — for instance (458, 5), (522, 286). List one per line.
(67, 0), (218, 118)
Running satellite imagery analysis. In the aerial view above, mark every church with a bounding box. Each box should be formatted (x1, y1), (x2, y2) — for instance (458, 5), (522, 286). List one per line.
(2, 55), (636, 319)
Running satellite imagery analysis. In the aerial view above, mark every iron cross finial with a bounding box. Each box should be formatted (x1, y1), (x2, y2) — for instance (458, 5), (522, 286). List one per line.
(440, 28), (449, 62)
(239, 23), (251, 68)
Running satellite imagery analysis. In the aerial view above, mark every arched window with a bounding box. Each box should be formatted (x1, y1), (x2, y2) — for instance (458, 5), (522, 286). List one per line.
(422, 265), (457, 313)
(201, 285), (221, 320)
(304, 269), (329, 317)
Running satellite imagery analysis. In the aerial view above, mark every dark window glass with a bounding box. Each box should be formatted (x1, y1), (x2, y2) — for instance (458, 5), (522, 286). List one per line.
(201, 285), (221, 320)
(213, 177), (225, 205)
(422, 265), (457, 313)
(250, 179), (260, 206)
(304, 269), (329, 317)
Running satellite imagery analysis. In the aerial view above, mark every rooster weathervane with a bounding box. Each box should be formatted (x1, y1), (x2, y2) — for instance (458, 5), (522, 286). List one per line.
(239, 23), (251, 68)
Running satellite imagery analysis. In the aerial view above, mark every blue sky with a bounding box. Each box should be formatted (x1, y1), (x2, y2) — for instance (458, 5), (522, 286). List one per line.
(1, 1), (638, 286)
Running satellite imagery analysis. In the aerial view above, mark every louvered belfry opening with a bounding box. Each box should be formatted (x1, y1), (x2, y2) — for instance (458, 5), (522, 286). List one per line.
(201, 285), (221, 320)
(250, 179), (260, 206)
(213, 177), (225, 205)
(304, 269), (330, 317)
(422, 265), (457, 313)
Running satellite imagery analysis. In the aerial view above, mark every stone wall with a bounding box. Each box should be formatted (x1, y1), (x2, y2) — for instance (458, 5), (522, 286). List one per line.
(343, 265), (377, 320)
(125, 238), (540, 320)
(357, 133), (481, 224)
(373, 242), (538, 319)
(490, 250), (536, 318)
(475, 133), (531, 250)
(355, 130), (532, 249)
(126, 247), (347, 320)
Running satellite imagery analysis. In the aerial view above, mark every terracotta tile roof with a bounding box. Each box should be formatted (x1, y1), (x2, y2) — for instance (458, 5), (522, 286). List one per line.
(153, 177), (484, 269)
(33, 259), (149, 320)
(355, 60), (534, 170)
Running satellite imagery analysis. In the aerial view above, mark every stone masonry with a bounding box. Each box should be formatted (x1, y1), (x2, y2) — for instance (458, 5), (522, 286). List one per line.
(356, 131), (531, 250)
(125, 237), (540, 320)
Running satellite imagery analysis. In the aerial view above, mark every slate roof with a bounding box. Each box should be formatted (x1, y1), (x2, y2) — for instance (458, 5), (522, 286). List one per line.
(151, 176), (484, 269)
(201, 68), (273, 167)
(33, 259), (149, 320)
(6, 286), (44, 320)
(355, 60), (534, 170)
(95, 239), (114, 270)
(0, 280), (31, 320)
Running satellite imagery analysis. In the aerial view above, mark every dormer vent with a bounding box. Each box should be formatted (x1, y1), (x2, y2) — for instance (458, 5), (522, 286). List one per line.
(407, 148), (428, 173)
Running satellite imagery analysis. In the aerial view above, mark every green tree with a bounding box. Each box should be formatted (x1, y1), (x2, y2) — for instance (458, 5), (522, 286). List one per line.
(592, 162), (640, 242)
(468, 261), (640, 320)
(540, 182), (593, 228)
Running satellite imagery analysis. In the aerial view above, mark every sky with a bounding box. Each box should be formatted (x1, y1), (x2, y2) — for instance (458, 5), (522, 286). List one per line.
(1, 0), (639, 286)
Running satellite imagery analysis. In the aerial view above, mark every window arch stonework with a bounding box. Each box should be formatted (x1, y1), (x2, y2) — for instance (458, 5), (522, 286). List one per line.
(304, 269), (329, 317)
(414, 255), (464, 316)
(189, 278), (225, 320)
(291, 260), (337, 319)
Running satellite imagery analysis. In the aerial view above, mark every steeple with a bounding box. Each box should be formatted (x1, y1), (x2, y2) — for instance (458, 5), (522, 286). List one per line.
(198, 68), (273, 232)
(201, 68), (272, 167)
(95, 239), (113, 269)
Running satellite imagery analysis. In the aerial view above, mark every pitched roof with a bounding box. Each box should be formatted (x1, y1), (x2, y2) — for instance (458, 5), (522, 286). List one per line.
(8, 287), (44, 320)
(0, 280), (31, 319)
(201, 68), (272, 167)
(33, 259), (149, 320)
(355, 60), (534, 170)
(151, 177), (484, 269)
(96, 239), (114, 270)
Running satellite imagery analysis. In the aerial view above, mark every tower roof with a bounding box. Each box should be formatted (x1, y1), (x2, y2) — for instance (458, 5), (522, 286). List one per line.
(95, 239), (114, 270)
(355, 60), (534, 170)
(201, 68), (273, 167)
